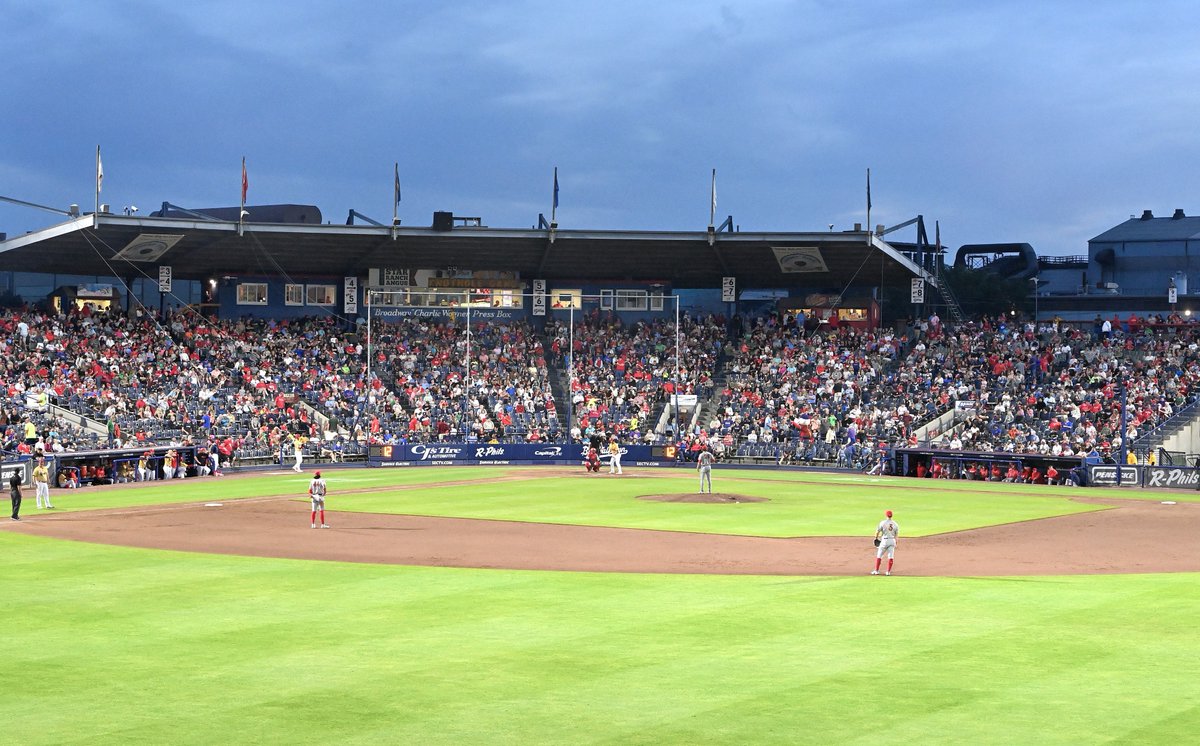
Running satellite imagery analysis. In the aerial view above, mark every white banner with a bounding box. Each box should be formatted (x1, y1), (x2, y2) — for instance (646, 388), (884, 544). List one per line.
(532, 279), (547, 316)
(158, 266), (172, 294)
(1169, 286), (1178, 304)
(344, 276), (359, 314)
(911, 277), (925, 304)
(721, 276), (736, 302)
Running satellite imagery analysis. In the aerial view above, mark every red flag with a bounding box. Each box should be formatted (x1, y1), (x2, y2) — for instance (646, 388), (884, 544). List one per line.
(241, 158), (248, 204)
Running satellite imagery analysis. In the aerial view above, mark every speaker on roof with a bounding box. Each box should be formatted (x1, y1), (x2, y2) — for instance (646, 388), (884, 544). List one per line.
(432, 211), (453, 231)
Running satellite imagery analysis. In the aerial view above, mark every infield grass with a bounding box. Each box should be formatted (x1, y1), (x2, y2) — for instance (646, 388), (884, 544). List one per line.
(0, 531), (1195, 745)
(329, 468), (1107, 537)
(45, 466), (1110, 537)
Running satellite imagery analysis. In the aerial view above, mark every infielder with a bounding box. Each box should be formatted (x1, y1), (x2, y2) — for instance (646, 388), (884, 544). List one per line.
(608, 438), (623, 475)
(292, 434), (305, 473)
(33, 457), (53, 509)
(871, 509), (899, 575)
(309, 471), (329, 528)
(697, 449), (715, 493)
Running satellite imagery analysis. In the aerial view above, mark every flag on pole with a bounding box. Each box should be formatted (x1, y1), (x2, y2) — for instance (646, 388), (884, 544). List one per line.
(394, 162), (401, 206)
(866, 168), (872, 211)
(96, 146), (104, 194)
(710, 168), (717, 225)
(552, 167), (559, 210)
(241, 158), (248, 205)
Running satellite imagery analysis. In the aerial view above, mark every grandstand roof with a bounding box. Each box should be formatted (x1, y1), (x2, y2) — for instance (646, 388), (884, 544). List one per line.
(0, 213), (924, 289)
(1090, 214), (1200, 243)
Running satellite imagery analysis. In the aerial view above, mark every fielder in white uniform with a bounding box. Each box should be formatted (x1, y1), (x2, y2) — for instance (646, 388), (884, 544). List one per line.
(309, 471), (329, 528)
(697, 449), (714, 493)
(872, 509), (899, 576)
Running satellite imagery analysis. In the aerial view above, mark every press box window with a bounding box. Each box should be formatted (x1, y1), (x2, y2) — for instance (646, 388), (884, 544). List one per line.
(616, 289), (648, 311)
(285, 284), (305, 306)
(306, 284), (337, 306)
(236, 283), (268, 305)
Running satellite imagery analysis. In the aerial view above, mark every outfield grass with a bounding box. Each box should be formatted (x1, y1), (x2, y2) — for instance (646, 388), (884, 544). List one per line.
(40, 466), (523, 511)
(0, 531), (1195, 745)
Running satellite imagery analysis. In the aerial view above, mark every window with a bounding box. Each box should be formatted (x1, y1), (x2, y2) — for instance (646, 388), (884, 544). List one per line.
(549, 289), (581, 309)
(306, 284), (337, 306)
(236, 283), (267, 305)
(285, 284), (304, 306)
(650, 294), (665, 312)
(600, 289), (614, 310)
(616, 289), (648, 311)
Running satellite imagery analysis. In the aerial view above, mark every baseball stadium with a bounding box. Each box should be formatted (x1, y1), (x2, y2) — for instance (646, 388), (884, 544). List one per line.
(2, 199), (1199, 744)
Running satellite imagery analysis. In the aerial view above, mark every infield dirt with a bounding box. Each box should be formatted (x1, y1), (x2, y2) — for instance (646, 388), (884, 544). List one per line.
(5, 468), (1198, 576)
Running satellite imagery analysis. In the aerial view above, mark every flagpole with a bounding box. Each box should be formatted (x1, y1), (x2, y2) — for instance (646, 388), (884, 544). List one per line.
(709, 168), (716, 229)
(392, 162), (400, 240)
(866, 167), (872, 240)
(551, 166), (559, 226)
(239, 157), (247, 237)
(94, 145), (102, 227)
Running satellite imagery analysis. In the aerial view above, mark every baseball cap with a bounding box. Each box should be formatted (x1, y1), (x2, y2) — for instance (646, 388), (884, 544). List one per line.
(885, 510), (893, 517)
(314, 471), (321, 478)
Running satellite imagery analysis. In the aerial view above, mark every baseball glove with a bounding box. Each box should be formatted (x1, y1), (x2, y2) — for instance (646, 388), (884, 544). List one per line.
(873, 538), (881, 547)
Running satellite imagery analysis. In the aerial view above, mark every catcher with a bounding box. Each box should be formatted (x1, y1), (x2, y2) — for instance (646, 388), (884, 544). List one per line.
(871, 509), (899, 576)
(584, 445), (601, 473)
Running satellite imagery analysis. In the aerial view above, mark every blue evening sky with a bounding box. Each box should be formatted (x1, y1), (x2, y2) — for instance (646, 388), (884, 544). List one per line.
(2, 0), (1196, 256)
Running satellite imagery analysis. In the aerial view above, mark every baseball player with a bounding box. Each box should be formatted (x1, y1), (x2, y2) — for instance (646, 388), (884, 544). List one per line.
(33, 457), (53, 509)
(871, 509), (899, 576)
(309, 471), (329, 529)
(584, 445), (601, 473)
(292, 434), (305, 473)
(697, 448), (715, 493)
(608, 438), (623, 475)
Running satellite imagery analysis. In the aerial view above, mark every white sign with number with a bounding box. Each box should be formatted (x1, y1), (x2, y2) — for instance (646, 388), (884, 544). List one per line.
(158, 265), (172, 293)
(1169, 286), (1178, 305)
(532, 279), (547, 316)
(721, 276), (736, 302)
(344, 276), (359, 314)
(910, 277), (925, 304)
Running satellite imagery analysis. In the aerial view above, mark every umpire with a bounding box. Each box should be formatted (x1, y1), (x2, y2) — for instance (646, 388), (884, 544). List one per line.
(9, 469), (22, 521)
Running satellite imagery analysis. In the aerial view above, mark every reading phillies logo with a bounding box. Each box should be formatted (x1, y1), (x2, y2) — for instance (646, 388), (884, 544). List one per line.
(410, 444), (466, 461)
(473, 446), (506, 459)
(1145, 467), (1200, 488)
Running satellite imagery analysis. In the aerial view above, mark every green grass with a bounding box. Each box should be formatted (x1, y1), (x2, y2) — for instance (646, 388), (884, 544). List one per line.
(43, 466), (522, 511)
(0, 532), (1196, 745)
(329, 470), (1106, 537)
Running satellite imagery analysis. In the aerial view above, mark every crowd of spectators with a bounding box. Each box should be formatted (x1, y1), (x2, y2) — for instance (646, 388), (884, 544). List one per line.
(679, 310), (1200, 468)
(545, 311), (725, 444)
(5, 302), (1200, 476)
(369, 317), (560, 443)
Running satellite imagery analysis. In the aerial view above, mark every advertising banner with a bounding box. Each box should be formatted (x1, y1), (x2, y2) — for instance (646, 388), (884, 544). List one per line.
(1086, 464), (1141, 486)
(368, 443), (668, 467)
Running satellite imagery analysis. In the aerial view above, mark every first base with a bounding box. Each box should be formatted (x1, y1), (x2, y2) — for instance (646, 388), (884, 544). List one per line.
(204, 503), (224, 507)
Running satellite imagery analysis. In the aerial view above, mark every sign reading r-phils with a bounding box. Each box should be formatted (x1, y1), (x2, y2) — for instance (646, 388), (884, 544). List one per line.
(1144, 467), (1200, 489)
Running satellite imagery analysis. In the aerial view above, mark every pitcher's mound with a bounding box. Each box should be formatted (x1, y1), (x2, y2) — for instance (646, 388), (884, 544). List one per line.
(638, 493), (768, 504)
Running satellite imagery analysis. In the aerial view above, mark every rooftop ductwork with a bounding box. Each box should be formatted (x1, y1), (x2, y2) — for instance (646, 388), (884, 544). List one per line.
(1173, 208), (1186, 219)
(1141, 209), (1154, 220)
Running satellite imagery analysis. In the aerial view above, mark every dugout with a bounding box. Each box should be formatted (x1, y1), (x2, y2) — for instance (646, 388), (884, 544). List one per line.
(895, 447), (1083, 483)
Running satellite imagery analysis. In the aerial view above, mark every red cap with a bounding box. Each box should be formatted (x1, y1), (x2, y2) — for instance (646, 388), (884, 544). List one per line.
(885, 510), (893, 518)
(314, 471), (321, 478)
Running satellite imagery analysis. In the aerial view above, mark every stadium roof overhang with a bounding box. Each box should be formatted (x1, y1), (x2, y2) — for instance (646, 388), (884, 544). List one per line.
(0, 214), (925, 289)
